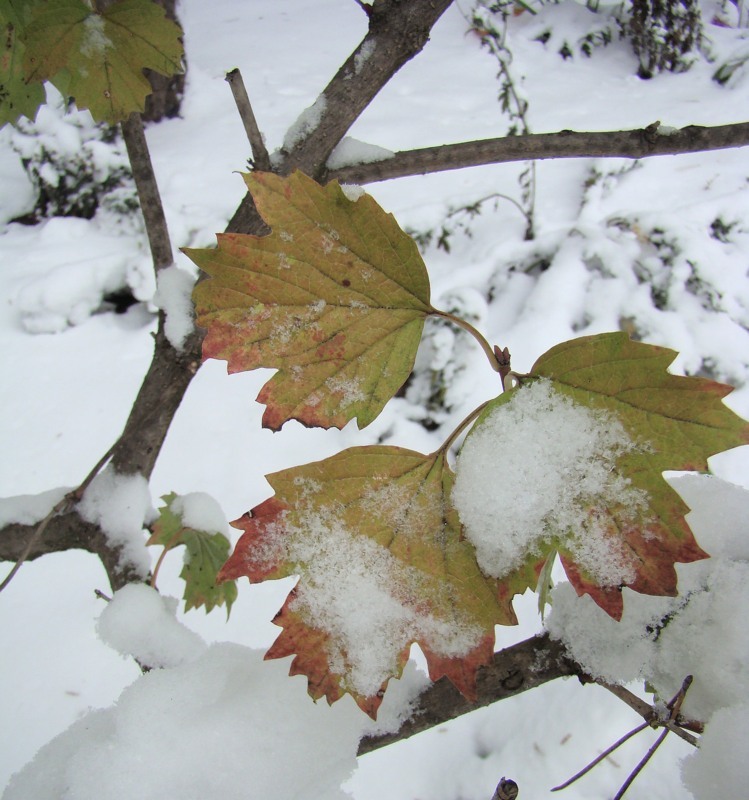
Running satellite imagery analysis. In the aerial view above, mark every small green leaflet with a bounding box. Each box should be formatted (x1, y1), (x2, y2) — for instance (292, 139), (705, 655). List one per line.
(0, 0), (45, 127)
(186, 171), (434, 432)
(22, 0), (183, 123)
(149, 493), (237, 616)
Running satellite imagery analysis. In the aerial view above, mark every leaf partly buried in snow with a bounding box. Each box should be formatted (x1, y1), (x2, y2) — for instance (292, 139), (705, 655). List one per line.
(22, 0), (183, 123)
(149, 494), (237, 616)
(455, 332), (749, 620)
(218, 446), (526, 716)
(186, 171), (433, 431)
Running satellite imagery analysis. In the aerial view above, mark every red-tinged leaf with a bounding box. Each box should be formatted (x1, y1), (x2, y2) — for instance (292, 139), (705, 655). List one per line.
(453, 332), (749, 620)
(186, 171), (433, 431)
(219, 446), (524, 715)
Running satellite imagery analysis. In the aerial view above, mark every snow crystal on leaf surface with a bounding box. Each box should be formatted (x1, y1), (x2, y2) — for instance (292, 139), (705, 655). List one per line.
(452, 379), (647, 586)
(273, 501), (481, 697)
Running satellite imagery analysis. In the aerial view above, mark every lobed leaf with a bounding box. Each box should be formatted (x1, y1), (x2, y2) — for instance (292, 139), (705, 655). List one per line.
(187, 171), (433, 431)
(22, 0), (183, 123)
(149, 494), (237, 616)
(464, 332), (749, 619)
(218, 446), (528, 716)
(0, 0), (46, 127)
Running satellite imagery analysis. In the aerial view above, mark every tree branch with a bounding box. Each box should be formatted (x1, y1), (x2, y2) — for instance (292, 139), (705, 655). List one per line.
(121, 112), (174, 270)
(327, 121), (749, 185)
(225, 69), (272, 172)
(358, 633), (579, 755)
(0, 511), (144, 592)
(227, 0), (454, 232)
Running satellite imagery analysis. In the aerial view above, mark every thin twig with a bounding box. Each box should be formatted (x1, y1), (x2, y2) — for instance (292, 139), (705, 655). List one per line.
(225, 69), (272, 171)
(552, 721), (649, 791)
(120, 112), (174, 271)
(612, 728), (669, 800)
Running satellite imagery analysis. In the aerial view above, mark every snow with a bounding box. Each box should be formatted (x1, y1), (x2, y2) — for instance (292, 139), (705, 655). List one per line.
(2, 1), (749, 798)
(3, 643), (364, 800)
(453, 379), (648, 585)
(170, 491), (228, 534)
(545, 475), (749, 722)
(327, 136), (394, 169)
(77, 467), (153, 576)
(283, 96), (328, 152)
(96, 583), (205, 668)
(153, 264), (195, 350)
(0, 487), (68, 527)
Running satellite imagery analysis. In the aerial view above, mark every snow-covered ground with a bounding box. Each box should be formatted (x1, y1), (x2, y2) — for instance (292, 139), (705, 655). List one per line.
(2, 1), (749, 798)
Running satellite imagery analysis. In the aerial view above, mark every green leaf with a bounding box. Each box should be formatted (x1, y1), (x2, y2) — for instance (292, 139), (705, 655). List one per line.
(22, 0), (183, 123)
(218, 446), (529, 716)
(0, 0), (46, 127)
(186, 171), (433, 431)
(456, 332), (749, 620)
(149, 493), (237, 617)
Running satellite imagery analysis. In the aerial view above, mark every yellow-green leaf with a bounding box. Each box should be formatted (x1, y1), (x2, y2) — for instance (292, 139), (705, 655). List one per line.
(455, 332), (749, 619)
(186, 171), (433, 431)
(218, 446), (526, 716)
(0, 0), (45, 127)
(22, 0), (183, 123)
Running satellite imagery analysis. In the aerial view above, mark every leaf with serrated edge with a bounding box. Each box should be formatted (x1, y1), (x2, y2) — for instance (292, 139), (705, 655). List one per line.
(218, 446), (527, 716)
(470, 332), (749, 620)
(149, 494), (237, 617)
(22, 0), (183, 123)
(186, 171), (433, 432)
(0, 1), (46, 127)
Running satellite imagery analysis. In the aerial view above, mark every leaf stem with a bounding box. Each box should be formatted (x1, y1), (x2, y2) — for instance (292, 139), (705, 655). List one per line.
(437, 400), (491, 456)
(430, 308), (501, 373)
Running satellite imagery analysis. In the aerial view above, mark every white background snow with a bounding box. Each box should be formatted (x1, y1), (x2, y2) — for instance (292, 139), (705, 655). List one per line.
(2, 1), (749, 798)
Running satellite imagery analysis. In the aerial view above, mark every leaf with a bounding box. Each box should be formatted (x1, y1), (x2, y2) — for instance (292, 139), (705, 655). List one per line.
(218, 446), (530, 716)
(22, 0), (183, 123)
(457, 332), (749, 620)
(186, 171), (433, 431)
(0, 0), (46, 127)
(149, 493), (237, 616)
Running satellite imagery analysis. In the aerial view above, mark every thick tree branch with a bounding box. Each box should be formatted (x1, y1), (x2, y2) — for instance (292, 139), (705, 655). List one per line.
(0, 511), (144, 592)
(227, 0), (454, 232)
(327, 121), (749, 185)
(358, 633), (579, 755)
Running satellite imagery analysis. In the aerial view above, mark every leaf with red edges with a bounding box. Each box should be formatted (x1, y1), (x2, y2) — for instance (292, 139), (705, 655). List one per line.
(453, 332), (749, 619)
(185, 171), (432, 431)
(218, 446), (527, 716)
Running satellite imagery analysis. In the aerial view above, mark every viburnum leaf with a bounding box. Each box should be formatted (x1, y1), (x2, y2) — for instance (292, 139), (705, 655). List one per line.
(186, 171), (433, 431)
(0, 0), (46, 127)
(149, 493), (237, 616)
(453, 332), (749, 620)
(217, 446), (531, 716)
(22, 0), (183, 123)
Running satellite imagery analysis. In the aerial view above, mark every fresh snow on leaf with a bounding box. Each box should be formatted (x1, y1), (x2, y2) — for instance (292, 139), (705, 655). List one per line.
(454, 378), (650, 588)
(187, 170), (433, 431)
(219, 446), (520, 715)
(96, 583), (205, 668)
(149, 493), (237, 615)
